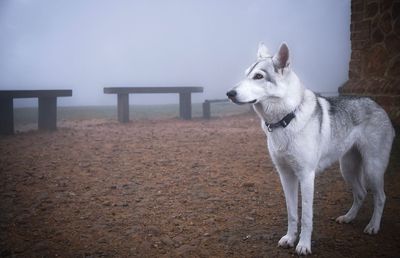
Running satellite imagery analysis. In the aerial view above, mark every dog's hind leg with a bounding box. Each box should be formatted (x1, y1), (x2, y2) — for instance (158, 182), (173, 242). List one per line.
(362, 157), (387, 234)
(360, 126), (393, 234)
(362, 150), (391, 234)
(336, 145), (367, 224)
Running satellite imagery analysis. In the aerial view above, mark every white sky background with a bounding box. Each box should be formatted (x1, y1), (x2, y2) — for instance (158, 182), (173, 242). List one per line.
(0, 0), (350, 107)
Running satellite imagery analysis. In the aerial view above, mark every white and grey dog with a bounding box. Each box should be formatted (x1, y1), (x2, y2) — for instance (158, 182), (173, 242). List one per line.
(227, 42), (395, 255)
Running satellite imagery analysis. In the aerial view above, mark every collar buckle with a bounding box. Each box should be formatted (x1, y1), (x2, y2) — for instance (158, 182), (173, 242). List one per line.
(264, 111), (296, 132)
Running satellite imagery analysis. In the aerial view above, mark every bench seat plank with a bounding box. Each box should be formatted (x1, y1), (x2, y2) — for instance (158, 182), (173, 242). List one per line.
(104, 87), (203, 94)
(0, 90), (72, 99)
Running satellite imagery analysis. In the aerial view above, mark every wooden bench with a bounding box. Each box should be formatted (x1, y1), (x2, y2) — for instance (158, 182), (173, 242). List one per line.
(202, 99), (229, 119)
(0, 90), (73, 134)
(104, 87), (203, 122)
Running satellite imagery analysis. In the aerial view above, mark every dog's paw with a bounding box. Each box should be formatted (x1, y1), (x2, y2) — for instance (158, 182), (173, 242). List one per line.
(278, 234), (296, 248)
(295, 241), (312, 256)
(363, 223), (380, 235)
(335, 215), (353, 224)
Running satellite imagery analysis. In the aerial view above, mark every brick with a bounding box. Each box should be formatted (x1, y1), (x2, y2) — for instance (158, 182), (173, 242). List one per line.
(352, 2), (365, 13)
(351, 0), (364, 6)
(393, 2), (400, 20)
(374, 95), (397, 106)
(352, 12), (365, 22)
(371, 15), (379, 30)
(379, 11), (393, 33)
(371, 27), (385, 43)
(380, 0), (393, 13)
(349, 61), (362, 79)
(365, 2), (379, 18)
(349, 59), (362, 69)
(351, 30), (370, 40)
(384, 79), (400, 94)
(386, 55), (400, 77)
(394, 16), (400, 35)
(353, 20), (371, 31)
(352, 39), (370, 49)
(351, 50), (362, 60)
(349, 70), (361, 79)
(385, 32), (400, 55)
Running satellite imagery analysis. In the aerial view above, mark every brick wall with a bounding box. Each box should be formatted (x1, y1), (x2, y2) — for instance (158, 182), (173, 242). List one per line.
(339, 0), (400, 126)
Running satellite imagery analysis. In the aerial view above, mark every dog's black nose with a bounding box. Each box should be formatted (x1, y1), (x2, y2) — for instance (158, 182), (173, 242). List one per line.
(226, 90), (237, 98)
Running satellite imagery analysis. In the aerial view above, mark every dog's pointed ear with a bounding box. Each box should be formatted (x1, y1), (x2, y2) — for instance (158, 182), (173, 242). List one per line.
(257, 42), (270, 59)
(273, 42), (290, 71)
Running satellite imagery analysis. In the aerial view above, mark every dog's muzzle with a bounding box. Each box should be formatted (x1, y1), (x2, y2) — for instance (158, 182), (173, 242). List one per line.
(226, 90), (256, 105)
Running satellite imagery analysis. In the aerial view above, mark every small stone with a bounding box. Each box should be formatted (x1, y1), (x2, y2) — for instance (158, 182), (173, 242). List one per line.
(103, 201), (111, 206)
(242, 182), (255, 188)
(173, 235), (185, 246)
(245, 216), (255, 221)
(243, 235), (251, 240)
(160, 235), (174, 246)
(146, 226), (161, 236)
(175, 244), (196, 255)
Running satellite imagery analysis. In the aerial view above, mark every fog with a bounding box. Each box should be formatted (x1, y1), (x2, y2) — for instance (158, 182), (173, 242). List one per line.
(0, 0), (350, 107)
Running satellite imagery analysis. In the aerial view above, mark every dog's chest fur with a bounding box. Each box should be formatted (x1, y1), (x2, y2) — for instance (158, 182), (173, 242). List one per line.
(257, 91), (362, 174)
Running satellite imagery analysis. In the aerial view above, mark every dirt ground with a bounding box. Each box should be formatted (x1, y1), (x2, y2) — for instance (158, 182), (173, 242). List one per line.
(0, 114), (399, 257)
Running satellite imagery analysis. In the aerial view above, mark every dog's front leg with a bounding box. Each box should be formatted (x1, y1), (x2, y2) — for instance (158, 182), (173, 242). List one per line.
(296, 171), (315, 255)
(277, 169), (299, 248)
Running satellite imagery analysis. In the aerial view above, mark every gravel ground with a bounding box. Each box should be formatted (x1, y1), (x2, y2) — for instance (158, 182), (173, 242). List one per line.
(0, 114), (399, 257)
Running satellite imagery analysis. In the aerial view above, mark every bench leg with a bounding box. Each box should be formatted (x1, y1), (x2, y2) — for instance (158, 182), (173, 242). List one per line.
(0, 98), (14, 135)
(203, 101), (210, 119)
(38, 97), (57, 131)
(179, 92), (192, 120)
(118, 93), (129, 123)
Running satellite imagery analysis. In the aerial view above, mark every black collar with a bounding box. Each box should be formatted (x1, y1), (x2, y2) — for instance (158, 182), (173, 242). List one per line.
(264, 111), (296, 132)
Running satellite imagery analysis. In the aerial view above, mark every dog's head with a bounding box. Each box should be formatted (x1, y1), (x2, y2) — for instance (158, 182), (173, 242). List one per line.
(227, 42), (295, 105)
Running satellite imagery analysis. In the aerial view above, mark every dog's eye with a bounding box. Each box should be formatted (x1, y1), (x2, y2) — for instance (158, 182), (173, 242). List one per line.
(253, 73), (264, 80)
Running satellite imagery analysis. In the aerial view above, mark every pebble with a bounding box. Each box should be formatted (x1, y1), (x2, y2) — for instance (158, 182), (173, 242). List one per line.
(245, 216), (255, 221)
(160, 235), (174, 246)
(102, 201), (111, 206)
(242, 182), (255, 188)
(175, 244), (196, 255)
(146, 226), (161, 236)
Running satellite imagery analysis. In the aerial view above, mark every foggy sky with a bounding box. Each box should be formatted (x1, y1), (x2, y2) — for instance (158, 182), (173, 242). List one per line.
(0, 0), (350, 107)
